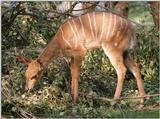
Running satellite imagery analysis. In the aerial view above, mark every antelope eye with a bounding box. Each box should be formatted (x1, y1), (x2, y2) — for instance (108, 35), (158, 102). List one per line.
(31, 75), (37, 80)
(125, 7), (129, 11)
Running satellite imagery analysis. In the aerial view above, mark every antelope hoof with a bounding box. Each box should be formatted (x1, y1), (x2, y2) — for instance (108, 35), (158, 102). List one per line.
(111, 98), (119, 106)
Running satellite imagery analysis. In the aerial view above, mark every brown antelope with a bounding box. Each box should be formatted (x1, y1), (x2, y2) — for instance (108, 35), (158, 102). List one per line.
(17, 11), (146, 105)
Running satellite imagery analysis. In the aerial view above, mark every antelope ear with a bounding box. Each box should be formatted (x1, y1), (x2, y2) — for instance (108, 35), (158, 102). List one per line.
(16, 56), (32, 65)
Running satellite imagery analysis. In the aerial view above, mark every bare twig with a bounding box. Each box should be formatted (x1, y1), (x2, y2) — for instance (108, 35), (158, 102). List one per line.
(12, 2), (98, 21)
(21, 8), (77, 19)
(79, 92), (160, 102)
(2, 48), (42, 53)
(71, 2), (99, 12)
(25, 2), (78, 18)
(79, 92), (112, 102)
(118, 94), (160, 100)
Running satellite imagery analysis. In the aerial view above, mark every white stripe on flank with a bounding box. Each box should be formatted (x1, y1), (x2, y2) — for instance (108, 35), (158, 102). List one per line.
(79, 16), (86, 40)
(87, 13), (94, 40)
(68, 20), (77, 48)
(93, 12), (97, 39)
(111, 15), (116, 36)
(100, 12), (105, 40)
(120, 16), (123, 31)
(60, 27), (72, 48)
(72, 19), (80, 48)
(106, 13), (112, 40)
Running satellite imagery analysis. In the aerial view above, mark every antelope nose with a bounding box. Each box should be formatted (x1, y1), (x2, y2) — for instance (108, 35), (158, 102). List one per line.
(25, 85), (30, 92)
(25, 87), (31, 93)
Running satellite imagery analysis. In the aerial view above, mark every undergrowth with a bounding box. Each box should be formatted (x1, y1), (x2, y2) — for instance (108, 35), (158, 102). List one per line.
(2, 27), (159, 118)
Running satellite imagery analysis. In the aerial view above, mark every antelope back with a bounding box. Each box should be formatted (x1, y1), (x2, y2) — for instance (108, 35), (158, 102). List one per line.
(56, 11), (136, 54)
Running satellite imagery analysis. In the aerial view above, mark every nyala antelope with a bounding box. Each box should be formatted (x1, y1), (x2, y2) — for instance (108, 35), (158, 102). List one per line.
(17, 11), (146, 106)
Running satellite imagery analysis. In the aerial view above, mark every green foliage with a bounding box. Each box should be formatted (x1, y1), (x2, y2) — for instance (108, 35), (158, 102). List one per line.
(2, 2), (65, 49)
(2, 1), (159, 118)
(136, 28), (159, 94)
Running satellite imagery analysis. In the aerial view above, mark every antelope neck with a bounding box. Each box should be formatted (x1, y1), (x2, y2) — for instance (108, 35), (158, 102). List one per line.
(37, 38), (60, 68)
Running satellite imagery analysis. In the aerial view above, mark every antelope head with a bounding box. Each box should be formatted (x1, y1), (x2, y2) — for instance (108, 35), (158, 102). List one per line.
(17, 56), (43, 91)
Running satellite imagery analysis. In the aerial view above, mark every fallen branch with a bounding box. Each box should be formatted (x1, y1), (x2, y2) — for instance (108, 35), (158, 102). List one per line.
(119, 94), (160, 100)
(79, 92), (160, 102)
(79, 92), (112, 102)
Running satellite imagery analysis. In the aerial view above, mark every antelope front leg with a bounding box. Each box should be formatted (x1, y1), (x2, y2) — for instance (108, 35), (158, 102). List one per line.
(70, 56), (83, 103)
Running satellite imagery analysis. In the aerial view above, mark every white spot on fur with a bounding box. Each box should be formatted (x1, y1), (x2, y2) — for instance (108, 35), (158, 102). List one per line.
(114, 42), (118, 47)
